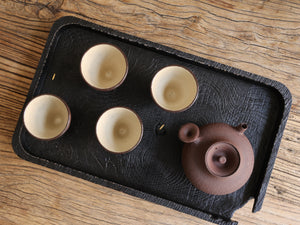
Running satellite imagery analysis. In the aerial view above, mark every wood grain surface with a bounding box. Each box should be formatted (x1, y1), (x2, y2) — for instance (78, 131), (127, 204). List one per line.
(0, 0), (299, 224)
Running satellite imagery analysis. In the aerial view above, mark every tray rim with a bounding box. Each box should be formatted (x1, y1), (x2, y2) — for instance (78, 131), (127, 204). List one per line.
(12, 16), (292, 224)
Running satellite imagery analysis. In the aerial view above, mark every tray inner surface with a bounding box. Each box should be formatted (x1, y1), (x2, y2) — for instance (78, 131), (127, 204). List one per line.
(19, 22), (284, 220)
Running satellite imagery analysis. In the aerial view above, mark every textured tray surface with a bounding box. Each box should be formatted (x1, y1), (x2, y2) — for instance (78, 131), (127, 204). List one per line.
(12, 16), (292, 225)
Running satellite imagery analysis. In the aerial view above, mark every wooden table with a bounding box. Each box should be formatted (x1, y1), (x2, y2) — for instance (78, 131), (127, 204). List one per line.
(0, 1), (299, 224)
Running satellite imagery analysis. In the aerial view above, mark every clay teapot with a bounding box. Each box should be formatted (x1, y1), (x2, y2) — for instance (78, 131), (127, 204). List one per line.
(179, 122), (254, 195)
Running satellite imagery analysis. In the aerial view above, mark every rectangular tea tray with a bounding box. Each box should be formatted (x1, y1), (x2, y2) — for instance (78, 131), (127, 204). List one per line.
(12, 16), (292, 224)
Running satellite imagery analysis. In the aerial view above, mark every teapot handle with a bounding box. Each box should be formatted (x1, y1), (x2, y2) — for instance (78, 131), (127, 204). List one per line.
(235, 123), (248, 134)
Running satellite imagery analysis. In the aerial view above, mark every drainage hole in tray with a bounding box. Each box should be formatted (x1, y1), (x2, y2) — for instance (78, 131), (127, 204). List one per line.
(155, 123), (167, 136)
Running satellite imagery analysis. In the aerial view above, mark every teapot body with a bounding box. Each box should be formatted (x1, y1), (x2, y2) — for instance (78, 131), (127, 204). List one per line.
(179, 123), (254, 195)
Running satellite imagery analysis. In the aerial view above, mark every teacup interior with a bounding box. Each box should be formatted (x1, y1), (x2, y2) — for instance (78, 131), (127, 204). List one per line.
(81, 44), (127, 90)
(24, 95), (70, 139)
(151, 66), (198, 111)
(96, 107), (142, 153)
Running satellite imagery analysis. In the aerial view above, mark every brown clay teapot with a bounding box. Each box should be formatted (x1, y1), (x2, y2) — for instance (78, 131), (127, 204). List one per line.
(179, 122), (254, 195)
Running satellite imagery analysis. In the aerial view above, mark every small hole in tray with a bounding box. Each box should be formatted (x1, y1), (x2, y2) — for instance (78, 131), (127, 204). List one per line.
(155, 123), (167, 135)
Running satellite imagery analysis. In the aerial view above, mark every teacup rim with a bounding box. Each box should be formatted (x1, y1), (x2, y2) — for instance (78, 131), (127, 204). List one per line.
(80, 43), (129, 91)
(23, 94), (71, 141)
(95, 106), (143, 154)
(150, 65), (199, 113)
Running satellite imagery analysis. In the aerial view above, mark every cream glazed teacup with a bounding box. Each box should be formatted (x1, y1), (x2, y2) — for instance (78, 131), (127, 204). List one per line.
(81, 44), (128, 91)
(151, 65), (198, 112)
(96, 107), (143, 153)
(23, 94), (71, 140)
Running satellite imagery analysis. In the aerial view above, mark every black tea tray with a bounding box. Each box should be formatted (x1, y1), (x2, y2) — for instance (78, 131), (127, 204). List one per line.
(12, 16), (292, 225)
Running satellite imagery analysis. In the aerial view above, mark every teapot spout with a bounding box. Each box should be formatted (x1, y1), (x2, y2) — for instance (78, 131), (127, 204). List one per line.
(235, 123), (248, 134)
(179, 123), (200, 143)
